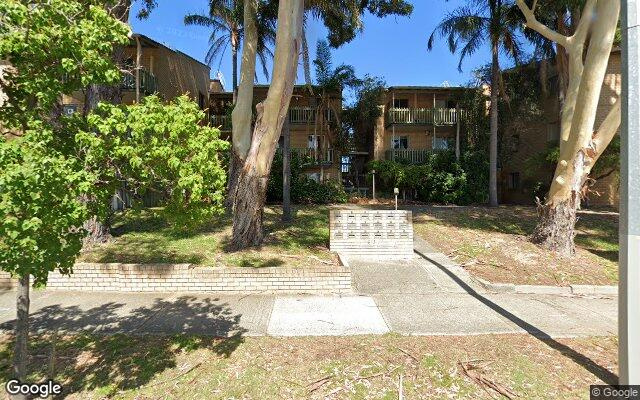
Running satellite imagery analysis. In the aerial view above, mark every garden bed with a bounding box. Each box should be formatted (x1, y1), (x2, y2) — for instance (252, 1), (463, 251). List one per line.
(411, 205), (618, 286)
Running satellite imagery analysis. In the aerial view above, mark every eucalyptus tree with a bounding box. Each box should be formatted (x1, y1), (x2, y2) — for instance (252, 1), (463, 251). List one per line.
(428, 0), (523, 207)
(516, 0), (621, 255)
(185, 0), (276, 102)
(228, 0), (413, 248)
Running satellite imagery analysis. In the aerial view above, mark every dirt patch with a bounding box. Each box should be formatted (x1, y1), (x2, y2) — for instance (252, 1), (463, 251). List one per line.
(412, 205), (618, 286)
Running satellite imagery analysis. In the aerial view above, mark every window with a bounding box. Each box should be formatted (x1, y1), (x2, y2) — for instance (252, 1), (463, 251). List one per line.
(447, 100), (457, 109)
(393, 99), (409, 109)
(510, 134), (520, 153)
(308, 135), (324, 149)
(547, 123), (560, 143)
(433, 137), (451, 150)
(508, 172), (521, 190)
(62, 104), (78, 116)
(435, 99), (447, 109)
(392, 136), (408, 149)
(341, 156), (351, 173)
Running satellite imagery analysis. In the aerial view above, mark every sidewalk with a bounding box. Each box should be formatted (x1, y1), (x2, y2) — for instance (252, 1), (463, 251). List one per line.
(0, 244), (617, 337)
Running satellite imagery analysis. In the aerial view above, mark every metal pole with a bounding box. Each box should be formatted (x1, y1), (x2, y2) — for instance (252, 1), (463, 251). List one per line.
(620, 0), (640, 384)
(372, 170), (376, 201)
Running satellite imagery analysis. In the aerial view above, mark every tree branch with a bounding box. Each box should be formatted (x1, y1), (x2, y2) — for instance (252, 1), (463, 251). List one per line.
(567, 0), (596, 47)
(590, 100), (621, 164)
(516, 0), (569, 47)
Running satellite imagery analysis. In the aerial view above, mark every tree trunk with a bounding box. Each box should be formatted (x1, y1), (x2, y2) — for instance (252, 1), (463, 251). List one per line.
(231, 0), (304, 249)
(282, 118), (292, 222)
(232, 33), (239, 104)
(13, 275), (29, 388)
(532, 196), (579, 255)
(226, 0), (259, 212)
(488, 43), (500, 207)
(455, 106), (461, 161)
(517, 0), (620, 255)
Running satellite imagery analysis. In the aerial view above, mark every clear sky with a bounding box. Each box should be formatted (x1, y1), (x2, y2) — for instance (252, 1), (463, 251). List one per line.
(130, 1), (523, 90)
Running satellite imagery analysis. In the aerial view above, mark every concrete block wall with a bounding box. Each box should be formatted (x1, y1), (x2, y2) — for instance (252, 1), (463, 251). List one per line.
(0, 263), (353, 294)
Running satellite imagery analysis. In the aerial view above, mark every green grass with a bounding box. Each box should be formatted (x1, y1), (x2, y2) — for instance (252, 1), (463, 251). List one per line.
(0, 333), (617, 399)
(79, 205), (336, 268)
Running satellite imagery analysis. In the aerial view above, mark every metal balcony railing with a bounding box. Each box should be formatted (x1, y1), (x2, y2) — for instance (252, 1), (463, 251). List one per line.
(278, 147), (334, 165)
(386, 108), (463, 125)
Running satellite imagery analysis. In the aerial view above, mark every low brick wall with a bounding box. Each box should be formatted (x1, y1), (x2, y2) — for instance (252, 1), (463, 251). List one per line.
(0, 263), (352, 294)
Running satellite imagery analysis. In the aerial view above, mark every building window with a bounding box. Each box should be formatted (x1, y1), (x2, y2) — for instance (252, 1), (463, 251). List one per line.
(433, 137), (451, 150)
(447, 100), (457, 109)
(547, 123), (560, 144)
(510, 134), (520, 152)
(341, 156), (351, 173)
(508, 172), (521, 190)
(392, 136), (409, 149)
(62, 104), (78, 116)
(393, 99), (409, 109)
(308, 135), (324, 149)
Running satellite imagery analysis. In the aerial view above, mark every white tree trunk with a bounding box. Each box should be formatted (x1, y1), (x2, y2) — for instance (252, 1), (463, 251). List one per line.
(517, 0), (621, 255)
(231, 0), (304, 248)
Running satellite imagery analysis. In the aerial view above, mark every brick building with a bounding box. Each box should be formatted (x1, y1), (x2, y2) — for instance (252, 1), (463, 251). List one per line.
(372, 86), (468, 163)
(500, 49), (622, 207)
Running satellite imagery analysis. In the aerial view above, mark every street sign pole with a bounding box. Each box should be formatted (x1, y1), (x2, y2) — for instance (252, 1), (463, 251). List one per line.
(620, 0), (640, 385)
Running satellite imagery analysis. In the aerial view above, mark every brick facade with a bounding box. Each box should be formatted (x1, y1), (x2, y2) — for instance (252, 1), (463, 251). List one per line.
(0, 263), (352, 294)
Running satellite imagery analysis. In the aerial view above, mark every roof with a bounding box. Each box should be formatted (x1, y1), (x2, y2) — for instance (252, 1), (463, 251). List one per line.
(131, 33), (211, 71)
(386, 86), (472, 91)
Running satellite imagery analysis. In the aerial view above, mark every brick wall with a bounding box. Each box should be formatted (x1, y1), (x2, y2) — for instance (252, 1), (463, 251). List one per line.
(0, 263), (352, 294)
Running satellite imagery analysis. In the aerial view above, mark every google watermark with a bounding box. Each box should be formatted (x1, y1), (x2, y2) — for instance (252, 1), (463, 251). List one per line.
(5, 379), (62, 398)
(591, 385), (640, 400)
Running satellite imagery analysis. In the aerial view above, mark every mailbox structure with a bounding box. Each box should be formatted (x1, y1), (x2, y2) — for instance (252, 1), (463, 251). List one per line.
(329, 210), (414, 258)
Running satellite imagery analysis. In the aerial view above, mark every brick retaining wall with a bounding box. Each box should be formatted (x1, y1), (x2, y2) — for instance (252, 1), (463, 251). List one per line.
(0, 263), (352, 294)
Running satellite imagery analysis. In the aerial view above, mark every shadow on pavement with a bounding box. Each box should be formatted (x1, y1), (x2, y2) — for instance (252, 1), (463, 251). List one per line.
(415, 249), (619, 385)
(0, 295), (246, 396)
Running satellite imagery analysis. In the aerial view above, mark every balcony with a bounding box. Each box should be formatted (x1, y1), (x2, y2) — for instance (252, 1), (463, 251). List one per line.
(122, 69), (158, 95)
(386, 108), (463, 126)
(288, 107), (335, 124)
(385, 148), (451, 164)
(278, 147), (335, 166)
(211, 114), (231, 131)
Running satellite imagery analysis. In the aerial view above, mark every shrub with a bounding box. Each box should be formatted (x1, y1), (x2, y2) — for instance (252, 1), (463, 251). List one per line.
(267, 152), (347, 204)
(368, 150), (488, 205)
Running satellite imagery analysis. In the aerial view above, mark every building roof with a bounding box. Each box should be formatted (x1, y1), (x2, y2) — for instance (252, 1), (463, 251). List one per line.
(386, 86), (472, 91)
(131, 33), (211, 72)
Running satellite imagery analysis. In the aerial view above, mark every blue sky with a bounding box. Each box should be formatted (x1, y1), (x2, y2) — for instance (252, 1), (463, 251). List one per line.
(130, 1), (522, 90)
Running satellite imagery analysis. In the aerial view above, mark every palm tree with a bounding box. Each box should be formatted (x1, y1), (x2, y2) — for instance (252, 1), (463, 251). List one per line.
(185, 0), (275, 102)
(428, 0), (522, 207)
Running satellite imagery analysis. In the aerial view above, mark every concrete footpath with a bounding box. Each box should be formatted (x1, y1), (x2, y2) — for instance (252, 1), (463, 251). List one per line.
(0, 242), (617, 338)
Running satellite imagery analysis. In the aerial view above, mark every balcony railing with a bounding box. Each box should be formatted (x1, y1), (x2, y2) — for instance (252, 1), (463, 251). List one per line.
(386, 108), (463, 125)
(278, 147), (334, 165)
(288, 107), (335, 124)
(122, 69), (158, 95)
(211, 114), (231, 131)
(385, 148), (449, 164)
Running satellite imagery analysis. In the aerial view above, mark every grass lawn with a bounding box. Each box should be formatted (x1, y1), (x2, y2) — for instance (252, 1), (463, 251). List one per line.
(411, 205), (618, 286)
(0, 333), (617, 399)
(79, 205), (339, 269)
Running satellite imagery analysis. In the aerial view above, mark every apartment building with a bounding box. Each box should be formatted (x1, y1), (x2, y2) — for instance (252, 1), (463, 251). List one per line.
(372, 86), (468, 163)
(209, 82), (342, 182)
(500, 49), (621, 207)
(61, 33), (211, 114)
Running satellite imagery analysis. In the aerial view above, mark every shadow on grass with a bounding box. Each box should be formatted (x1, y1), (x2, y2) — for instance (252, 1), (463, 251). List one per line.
(415, 249), (619, 385)
(0, 296), (246, 397)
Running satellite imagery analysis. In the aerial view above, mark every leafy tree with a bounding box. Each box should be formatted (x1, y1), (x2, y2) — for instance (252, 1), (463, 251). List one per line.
(428, 0), (523, 207)
(78, 95), (229, 230)
(0, 0), (129, 386)
(341, 75), (386, 155)
(184, 0), (276, 101)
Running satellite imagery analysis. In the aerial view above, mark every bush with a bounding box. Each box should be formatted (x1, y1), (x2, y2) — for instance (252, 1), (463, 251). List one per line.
(267, 152), (347, 205)
(368, 150), (488, 205)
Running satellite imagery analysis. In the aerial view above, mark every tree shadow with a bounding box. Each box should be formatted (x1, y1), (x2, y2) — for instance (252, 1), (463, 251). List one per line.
(415, 249), (619, 385)
(0, 295), (247, 397)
